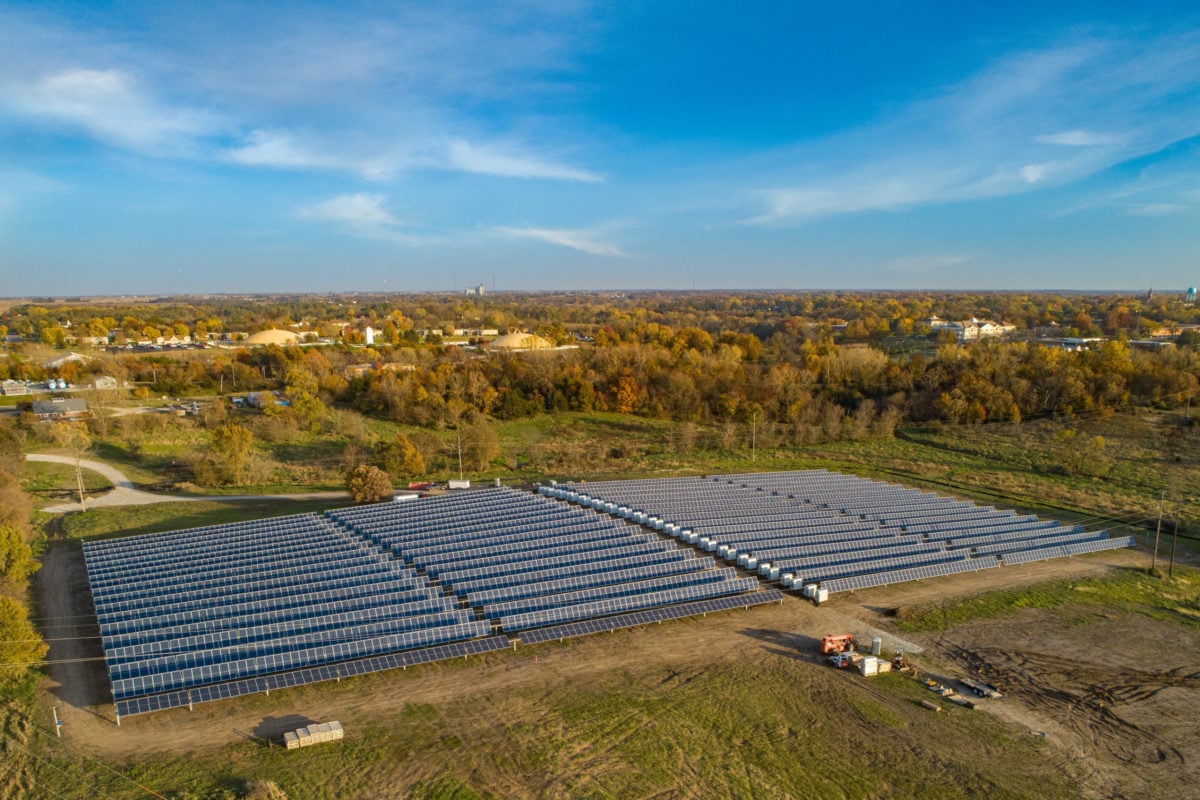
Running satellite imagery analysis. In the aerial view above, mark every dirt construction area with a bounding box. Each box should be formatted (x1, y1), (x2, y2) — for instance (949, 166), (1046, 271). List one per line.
(917, 608), (1200, 799)
(34, 538), (1199, 798)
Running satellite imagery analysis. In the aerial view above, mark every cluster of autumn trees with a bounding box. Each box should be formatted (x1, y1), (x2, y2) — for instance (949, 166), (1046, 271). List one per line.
(341, 331), (1198, 434)
(0, 426), (48, 728)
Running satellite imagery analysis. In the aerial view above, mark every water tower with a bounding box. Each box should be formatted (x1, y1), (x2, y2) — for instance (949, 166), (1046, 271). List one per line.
(1187, 287), (1197, 304)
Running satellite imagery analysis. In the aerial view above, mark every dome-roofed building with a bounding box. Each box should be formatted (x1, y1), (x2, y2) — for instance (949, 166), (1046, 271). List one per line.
(244, 329), (300, 346)
(488, 331), (553, 351)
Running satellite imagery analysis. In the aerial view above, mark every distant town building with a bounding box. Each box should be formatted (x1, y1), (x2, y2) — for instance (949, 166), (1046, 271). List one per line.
(342, 362), (417, 379)
(32, 397), (88, 421)
(1129, 340), (1175, 351)
(0, 380), (27, 396)
(245, 391), (287, 409)
(243, 329), (300, 346)
(488, 331), (553, 351)
(465, 284), (486, 297)
(1040, 337), (1104, 352)
(43, 352), (93, 369)
(928, 317), (1016, 343)
(364, 326), (375, 346)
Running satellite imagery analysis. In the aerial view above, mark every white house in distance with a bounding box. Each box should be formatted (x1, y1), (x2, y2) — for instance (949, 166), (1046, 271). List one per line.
(928, 316), (1016, 343)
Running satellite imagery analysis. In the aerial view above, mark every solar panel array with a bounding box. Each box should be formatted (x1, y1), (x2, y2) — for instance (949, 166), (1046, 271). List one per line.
(85, 468), (1120, 717)
(86, 486), (772, 717)
(83, 512), (497, 718)
(325, 487), (764, 634)
(543, 469), (1133, 597)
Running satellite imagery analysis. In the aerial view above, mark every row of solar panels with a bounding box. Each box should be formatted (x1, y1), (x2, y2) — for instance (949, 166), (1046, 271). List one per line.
(85, 513), (340, 565)
(115, 636), (512, 718)
(111, 620), (495, 700)
(97, 574), (433, 638)
(517, 590), (784, 644)
(548, 469), (1133, 596)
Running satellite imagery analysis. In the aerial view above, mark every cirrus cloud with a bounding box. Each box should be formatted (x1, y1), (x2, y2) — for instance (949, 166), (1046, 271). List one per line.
(3, 68), (224, 155)
(750, 31), (1200, 223)
(494, 225), (627, 257)
(299, 193), (433, 244)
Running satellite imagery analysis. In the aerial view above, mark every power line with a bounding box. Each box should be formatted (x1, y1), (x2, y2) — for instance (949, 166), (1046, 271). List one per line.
(1, 735), (123, 800)
(22, 714), (168, 799)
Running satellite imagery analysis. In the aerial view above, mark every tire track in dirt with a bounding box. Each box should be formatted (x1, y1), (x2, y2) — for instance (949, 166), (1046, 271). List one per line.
(941, 643), (1192, 766)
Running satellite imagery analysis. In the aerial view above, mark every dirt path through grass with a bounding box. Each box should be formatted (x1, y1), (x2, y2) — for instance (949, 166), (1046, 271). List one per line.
(28, 452), (348, 512)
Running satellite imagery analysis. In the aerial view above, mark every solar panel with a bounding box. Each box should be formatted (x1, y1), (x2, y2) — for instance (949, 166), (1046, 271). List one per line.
(1000, 546), (1066, 565)
(498, 577), (761, 632)
(483, 568), (736, 619)
(518, 590), (785, 644)
(111, 620), (495, 699)
(819, 556), (999, 594)
(115, 635), (511, 718)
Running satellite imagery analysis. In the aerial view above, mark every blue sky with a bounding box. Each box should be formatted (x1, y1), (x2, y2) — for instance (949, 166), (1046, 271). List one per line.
(1, 1), (1199, 295)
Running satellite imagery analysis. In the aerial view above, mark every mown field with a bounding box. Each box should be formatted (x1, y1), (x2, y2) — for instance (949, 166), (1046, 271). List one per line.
(28, 604), (1078, 800)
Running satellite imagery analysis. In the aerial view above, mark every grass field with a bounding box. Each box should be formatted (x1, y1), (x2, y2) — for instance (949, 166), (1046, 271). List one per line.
(66, 408), (1199, 544)
(892, 564), (1200, 633)
(31, 618), (1077, 799)
(57, 498), (350, 541)
(21, 460), (114, 497)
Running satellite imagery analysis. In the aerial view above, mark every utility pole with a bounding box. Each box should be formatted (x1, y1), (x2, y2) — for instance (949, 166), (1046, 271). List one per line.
(751, 412), (757, 462)
(75, 451), (86, 511)
(1151, 491), (1164, 572)
(457, 428), (464, 481)
(1168, 501), (1179, 578)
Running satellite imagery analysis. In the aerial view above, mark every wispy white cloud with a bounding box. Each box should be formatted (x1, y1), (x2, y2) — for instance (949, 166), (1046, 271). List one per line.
(1125, 202), (1188, 217)
(751, 32), (1200, 223)
(494, 225), (627, 256)
(887, 254), (974, 273)
(444, 139), (601, 182)
(224, 129), (400, 180)
(222, 130), (600, 183)
(3, 68), (224, 155)
(1050, 149), (1200, 218)
(0, 7), (601, 183)
(1036, 130), (1125, 147)
(299, 193), (431, 244)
